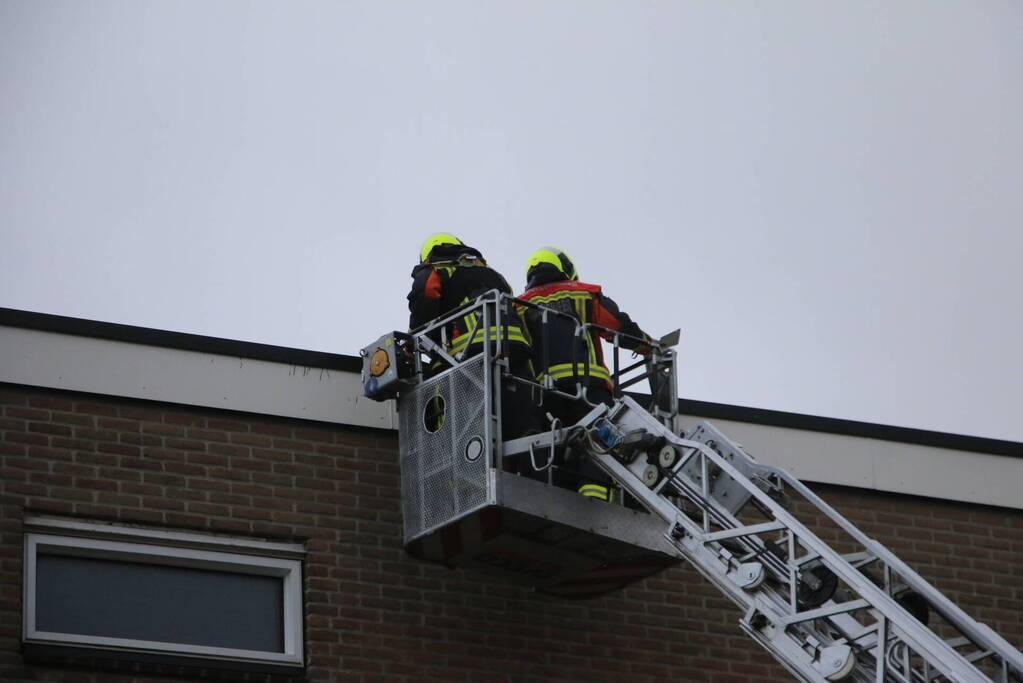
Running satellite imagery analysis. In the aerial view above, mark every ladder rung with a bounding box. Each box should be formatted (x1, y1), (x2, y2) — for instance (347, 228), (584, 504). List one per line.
(776, 598), (871, 626)
(703, 521), (786, 543)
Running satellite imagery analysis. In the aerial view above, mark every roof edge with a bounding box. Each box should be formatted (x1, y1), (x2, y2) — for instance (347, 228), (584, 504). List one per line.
(677, 398), (1021, 459)
(2, 306), (1018, 458)
(0, 307), (360, 373)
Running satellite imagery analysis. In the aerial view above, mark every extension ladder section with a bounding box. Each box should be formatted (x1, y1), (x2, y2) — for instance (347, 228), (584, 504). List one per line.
(572, 396), (1023, 683)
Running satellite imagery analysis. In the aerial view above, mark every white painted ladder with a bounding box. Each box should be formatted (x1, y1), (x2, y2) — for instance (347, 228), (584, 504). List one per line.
(575, 396), (1023, 683)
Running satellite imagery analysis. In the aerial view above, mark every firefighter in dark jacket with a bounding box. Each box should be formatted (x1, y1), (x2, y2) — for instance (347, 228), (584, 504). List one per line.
(518, 246), (654, 501)
(408, 233), (539, 448)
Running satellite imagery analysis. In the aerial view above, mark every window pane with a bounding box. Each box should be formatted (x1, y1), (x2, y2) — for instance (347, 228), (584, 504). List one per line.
(35, 554), (284, 652)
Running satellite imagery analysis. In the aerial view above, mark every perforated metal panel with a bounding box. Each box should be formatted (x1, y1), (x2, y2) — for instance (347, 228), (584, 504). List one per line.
(399, 356), (493, 542)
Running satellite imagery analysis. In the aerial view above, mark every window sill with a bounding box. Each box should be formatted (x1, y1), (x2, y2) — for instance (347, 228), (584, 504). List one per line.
(22, 641), (307, 680)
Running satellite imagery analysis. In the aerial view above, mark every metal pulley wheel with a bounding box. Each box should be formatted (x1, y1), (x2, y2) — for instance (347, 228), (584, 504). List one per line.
(658, 444), (678, 468)
(895, 590), (930, 626)
(797, 563), (838, 609)
(728, 562), (766, 590)
(764, 541), (838, 609)
(641, 464), (660, 488)
(816, 644), (856, 681)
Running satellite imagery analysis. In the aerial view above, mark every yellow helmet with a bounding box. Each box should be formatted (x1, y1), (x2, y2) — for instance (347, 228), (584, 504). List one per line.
(526, 246), (577, 281)
(419, 232), (463, 263)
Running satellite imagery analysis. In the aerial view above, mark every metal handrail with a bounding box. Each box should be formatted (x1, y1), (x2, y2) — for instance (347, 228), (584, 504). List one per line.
(405, 291), (678, 423)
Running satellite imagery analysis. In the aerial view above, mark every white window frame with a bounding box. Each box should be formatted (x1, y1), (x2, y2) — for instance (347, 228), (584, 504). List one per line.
(23, 516), (304, 668)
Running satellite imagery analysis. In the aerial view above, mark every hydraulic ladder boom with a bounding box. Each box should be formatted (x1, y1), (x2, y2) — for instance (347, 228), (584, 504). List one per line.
(572, 396), (1023, 683)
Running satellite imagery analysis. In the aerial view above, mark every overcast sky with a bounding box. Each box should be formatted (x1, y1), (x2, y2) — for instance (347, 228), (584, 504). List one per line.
(2, 2), (1021, 441)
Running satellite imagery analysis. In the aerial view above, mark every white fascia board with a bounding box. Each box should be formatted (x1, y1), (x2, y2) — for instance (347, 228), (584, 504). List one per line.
(684, 415), (1022, 511)
(0, 326), (396, 430)
(4, 324), (1018, 509)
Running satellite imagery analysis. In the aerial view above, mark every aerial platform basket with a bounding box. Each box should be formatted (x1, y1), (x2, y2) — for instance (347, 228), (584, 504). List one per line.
(362, 291), (682, 597)
(399, 356), (678, 597)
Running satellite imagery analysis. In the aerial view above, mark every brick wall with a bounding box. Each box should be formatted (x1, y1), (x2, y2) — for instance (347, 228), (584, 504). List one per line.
(1, 382), (1021, 683)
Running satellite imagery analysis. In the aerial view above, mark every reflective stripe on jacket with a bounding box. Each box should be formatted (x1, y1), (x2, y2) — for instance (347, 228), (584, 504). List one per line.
(578, 483), (612, 502)
(518, 280), (648, 389)
(408, 252), (532, 360)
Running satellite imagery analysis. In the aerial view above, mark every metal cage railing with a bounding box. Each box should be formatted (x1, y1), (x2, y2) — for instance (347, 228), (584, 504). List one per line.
(390, 290), (680, 522)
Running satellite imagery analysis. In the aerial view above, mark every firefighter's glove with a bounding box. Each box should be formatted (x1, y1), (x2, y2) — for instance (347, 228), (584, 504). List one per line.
(632, 342), (654, 357)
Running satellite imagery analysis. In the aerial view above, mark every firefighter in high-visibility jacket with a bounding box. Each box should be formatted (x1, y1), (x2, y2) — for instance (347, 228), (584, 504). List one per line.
(518, 246), (654, 501)
(408, 233), (539, 445)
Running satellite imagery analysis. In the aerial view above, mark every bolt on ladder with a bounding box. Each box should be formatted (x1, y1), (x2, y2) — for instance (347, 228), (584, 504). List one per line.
(574, 396), (1023, 683)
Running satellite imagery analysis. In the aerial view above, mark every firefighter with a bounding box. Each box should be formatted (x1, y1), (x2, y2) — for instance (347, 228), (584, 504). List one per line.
(518, 246), (654, 501)
(408, 233), (540, 448)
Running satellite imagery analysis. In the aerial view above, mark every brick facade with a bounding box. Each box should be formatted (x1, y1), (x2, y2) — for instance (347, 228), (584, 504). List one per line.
(2, 383), (1021, 683)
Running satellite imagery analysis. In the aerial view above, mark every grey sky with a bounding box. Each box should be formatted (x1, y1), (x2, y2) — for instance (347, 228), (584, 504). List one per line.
(2, 2), (1021, 441)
